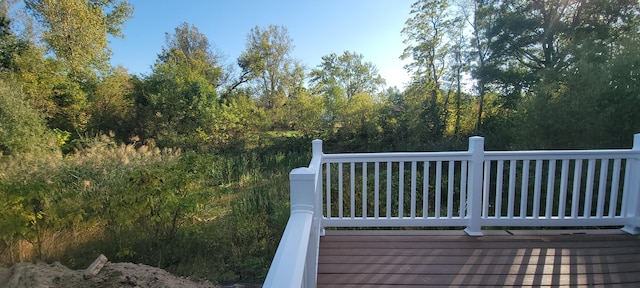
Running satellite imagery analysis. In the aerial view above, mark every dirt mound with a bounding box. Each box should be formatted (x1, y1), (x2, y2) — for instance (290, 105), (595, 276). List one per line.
(0, 261), (219, 288)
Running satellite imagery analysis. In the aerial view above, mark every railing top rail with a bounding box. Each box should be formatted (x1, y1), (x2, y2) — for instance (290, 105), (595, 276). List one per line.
(485, 149), (637, 160)
(321, 151), (472, 163)
(308, 155), (323, 171)
(262, 212), (313, 288)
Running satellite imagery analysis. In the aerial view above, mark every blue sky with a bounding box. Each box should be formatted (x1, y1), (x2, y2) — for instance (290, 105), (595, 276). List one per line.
(109, 0), (414, 89)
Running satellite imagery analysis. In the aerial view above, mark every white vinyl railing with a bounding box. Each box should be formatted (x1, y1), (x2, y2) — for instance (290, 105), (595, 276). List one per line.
(481, 150), (636, 228)
(320, 150), (473, 228)
(264, 135), (640, 287)
(263, 141), (323, 288)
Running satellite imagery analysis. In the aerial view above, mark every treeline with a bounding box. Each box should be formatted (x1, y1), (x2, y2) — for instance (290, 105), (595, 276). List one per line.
(1, 0), (639, 283)
(3, 1), (640, 155)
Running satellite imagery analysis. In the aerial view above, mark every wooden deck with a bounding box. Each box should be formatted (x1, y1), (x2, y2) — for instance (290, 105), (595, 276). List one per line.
(317, 229), (640, 287)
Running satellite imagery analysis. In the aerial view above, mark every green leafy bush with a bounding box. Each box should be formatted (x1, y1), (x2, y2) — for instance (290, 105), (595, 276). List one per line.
(0, 77), (57, 155)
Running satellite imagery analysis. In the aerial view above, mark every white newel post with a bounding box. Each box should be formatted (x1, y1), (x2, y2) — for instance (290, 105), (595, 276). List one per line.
(465, 136), (485, 236)
(622, 133), (640, 235)
(311, 139), (324, 237)
(307, 139), (323, 288)
(289, 168), (315, 218)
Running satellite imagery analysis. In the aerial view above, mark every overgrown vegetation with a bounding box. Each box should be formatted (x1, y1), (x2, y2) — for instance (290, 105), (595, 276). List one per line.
(1, 0), (639, 284)
(0, 135), (309, 283)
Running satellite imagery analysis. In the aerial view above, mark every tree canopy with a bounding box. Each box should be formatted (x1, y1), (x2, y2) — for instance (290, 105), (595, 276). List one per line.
(310, 51), (385, 101)
(25, 0), (133, 78)
(0, 0), (636, 152)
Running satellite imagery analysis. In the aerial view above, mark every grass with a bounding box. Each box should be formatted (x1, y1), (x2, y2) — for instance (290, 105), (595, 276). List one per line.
(0, 134), (312, 284)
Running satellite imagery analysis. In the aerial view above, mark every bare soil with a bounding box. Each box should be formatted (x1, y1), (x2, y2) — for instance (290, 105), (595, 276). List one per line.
(0, 261), (220, 288)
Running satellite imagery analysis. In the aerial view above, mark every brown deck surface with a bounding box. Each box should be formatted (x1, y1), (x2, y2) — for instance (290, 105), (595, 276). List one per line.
(317, 229), (640, 287)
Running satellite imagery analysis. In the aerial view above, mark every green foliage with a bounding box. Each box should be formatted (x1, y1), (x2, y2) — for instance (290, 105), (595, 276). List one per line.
(238, 24), (296, 100)
(162, 149), (307, 283)
(133, 27), (221, 149)
(0, 131), (314, 283)
(86, 66), (134, 139)
(9, 38), (93, 135)
(208, 93), (265, 148)
(0, 150), (63, 259)
(25, 0), (133, 78)
(0, 135), (180, 261)
(49, 79), (90, 132)
(287, 89), (326, 137)
(128, 22), (268, 151)
(400, 0), (457, 144)
(475, 0), (639, 107)
(0, 77), (56, 155)
(516, 30), (640, 149)
(404, 81), (446, 143)
(310, 51), (386, 100)
(11, 0), (133, 136)
(402, 0), (450, 82)
(236, 24), (303, 129)
(0, 4), (28, 72)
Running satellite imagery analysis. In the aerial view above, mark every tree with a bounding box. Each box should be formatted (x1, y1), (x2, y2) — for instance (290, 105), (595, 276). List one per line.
(309, 51), (385, 132)
(401, 0), (452, 141)
(0, 0), (28, 72)
(135, 53), (217, 148)
(481, 0), (640, 149)
(12, 44), (90, 132)
(309, 51), (386, 101)
(24, 0), (133, 79)
(12, 0), (133, 135)
(132, 23), (235, 149)
(86, 66), (134, 139)
(517, 25), (640, 149)
(375, 87), (407, 150)
(444, 2), (471, 135)
(340, 93), (377, 136)
(159, 22), (222, 86)
(455, 0), (491, 132)
(0, 77), (56, 155)
(162, 22), (214, 62)
(236, 25), (299, 110)
(285, 89), (325, 137)
(479, 0), (639, 100)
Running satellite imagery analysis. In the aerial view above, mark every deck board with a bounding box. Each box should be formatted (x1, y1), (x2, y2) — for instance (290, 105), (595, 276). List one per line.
(317, 230), (640, 287)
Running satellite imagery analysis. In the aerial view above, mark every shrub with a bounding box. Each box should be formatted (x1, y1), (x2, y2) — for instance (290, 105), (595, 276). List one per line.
(0, 77), (57, 155)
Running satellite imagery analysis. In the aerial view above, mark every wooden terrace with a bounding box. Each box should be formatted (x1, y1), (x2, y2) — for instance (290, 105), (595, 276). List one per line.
(318, 230), (640, 287)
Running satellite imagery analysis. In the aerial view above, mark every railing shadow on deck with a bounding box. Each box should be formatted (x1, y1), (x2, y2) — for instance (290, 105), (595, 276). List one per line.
(263, 134), (640, 288)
